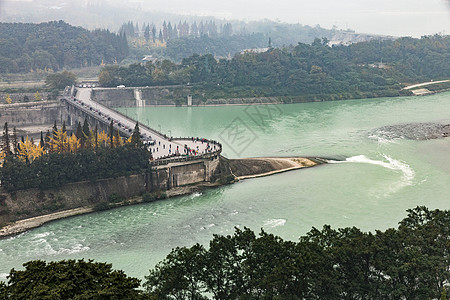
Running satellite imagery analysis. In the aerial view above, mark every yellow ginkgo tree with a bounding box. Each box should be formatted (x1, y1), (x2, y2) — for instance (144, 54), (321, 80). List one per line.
(5, 94), (12, 104)
(97, 131), (109, 148)
(0, 150), (6, 167)
(49, 128), (69, 153)
(68, 133), (81, 153)
(18, 137), (44, 163)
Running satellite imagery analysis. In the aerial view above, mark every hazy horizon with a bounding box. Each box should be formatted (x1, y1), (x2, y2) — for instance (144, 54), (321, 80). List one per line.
(140, 0), (450, 37)
(1, 0), (450, 37)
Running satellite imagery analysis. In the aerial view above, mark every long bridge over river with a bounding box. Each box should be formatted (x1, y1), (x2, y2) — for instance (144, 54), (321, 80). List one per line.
(61, 86), (222, 189)
(63, 87), (221, 163)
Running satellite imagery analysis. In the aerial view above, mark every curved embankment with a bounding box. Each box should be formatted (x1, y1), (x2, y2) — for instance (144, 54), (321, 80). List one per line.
(228, 157), (320, 179)
(0, 156), (324, 238)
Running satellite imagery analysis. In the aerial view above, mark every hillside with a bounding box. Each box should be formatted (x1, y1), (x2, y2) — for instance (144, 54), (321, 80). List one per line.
(0, 21), (128, 73)
(99, 35), (450, 101)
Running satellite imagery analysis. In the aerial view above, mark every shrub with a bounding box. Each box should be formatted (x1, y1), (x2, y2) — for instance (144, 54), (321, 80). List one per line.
(142, 192), (156, 203)
(108, 193), (123, 203)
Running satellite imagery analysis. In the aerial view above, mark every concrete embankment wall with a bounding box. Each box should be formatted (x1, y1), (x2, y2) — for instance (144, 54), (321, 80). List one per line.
(0, 155), (220, 227)
(0, 101), (63, 127)
(91, 86), (192, 107)
(90, 87), (286, 107)
(88, 87), (333, 107)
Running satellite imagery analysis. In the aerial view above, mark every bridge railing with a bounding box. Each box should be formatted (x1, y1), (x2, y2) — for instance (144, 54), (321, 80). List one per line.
(150, 137), (222, 166)
(63, 96), (133, 137)
(102, 102), (168, 139)
(150, 147), (222, 166)
(63, 95), (223, 166)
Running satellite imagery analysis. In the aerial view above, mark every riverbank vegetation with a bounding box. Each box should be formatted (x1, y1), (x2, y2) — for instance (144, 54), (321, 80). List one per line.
(0, 121), (149, 192)
(99, 35), (449, 101)
(0, 206), (448, 299)
(0, 21), (128, 74)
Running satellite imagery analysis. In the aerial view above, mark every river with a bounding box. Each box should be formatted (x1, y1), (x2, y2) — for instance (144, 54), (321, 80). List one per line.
(1, 92), (449, 280)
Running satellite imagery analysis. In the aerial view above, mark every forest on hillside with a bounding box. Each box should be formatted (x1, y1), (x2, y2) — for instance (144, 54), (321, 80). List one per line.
(121, 19), (346, 62)
(99, 35), (450, 101)
(0, 21), (129, 73)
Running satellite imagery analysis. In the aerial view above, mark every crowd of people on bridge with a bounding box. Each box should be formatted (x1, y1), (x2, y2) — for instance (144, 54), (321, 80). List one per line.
(147, 137), (221, 161)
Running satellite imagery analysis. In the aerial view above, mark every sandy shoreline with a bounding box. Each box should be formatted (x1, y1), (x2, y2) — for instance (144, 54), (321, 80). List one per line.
(0, 207), (93, 238)
(234, 157), (318, 180)
(0, 156), (322, 238)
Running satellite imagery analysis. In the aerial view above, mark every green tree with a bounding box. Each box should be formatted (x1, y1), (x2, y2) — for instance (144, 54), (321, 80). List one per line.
(82, 118), (90, 147)
(39, 131), (44, 149)
(144, 25), (150, 42)
(144, 244), (208, 299)
(109, 120), (114, 148)
(130, 122), (143, 148)
(45, 70), (77, 90)
(2, 122), (11, 157)
(4, 259), (142, 299)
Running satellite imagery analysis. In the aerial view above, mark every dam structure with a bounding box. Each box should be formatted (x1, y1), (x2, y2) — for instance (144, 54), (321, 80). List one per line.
(62, 86), (222, 189)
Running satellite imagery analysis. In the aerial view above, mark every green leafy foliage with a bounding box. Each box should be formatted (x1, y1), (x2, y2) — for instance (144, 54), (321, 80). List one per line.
(144, 206), (449, 299)
(0, 21), (128, 73)
(45, 70), (77, 90)
(165, 34), (267, 62)
(0, 146), (151, 191)
(3, 259), (142, 299)
(99, 35), (449, 100)
(0, 207), (448, 299)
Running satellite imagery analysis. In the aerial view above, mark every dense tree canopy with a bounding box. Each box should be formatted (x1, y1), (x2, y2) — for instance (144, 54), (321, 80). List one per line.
(164, 34), (268, 62)
(2, 259), (142, 299)
(0, 21), (128, 73)
(0, 207), (448, 299)
(0, 144), (150, 191)
(45, 70), (77, 90)
(99, 35), (450, 101)
(124, 19), (339, 62)
(144, 206), (449, 299)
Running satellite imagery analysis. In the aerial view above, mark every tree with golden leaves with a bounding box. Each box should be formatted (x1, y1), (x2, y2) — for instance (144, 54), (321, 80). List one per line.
(34, 91), (42, 101)
(97, 130), (109, 148)
(113, 129), (123, 148)
(5, 94), (12, 104)
(49, 128), (69, 153)
(17, 137), (44, 163)
(0, 150), (5, 167)
(68, 134), (81, 153)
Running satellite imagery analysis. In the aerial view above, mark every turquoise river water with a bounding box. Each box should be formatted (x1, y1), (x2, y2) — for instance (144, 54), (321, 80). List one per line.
(1, 92), (450, 280)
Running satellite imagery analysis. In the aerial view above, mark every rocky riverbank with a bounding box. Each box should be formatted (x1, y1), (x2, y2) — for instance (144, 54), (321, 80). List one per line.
(0, 156), (324, 238)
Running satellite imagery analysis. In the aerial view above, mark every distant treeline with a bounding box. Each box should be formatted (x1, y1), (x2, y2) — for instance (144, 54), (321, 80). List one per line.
(123, 19), (338, 61)
(120, 20), (234, 42)
(99, 35), (450, 100)
(0, 21), (129, 73)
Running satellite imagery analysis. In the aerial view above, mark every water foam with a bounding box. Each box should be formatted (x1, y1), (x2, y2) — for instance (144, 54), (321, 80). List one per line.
(58, 243), (90, 254)
(328, 154), (415, 190)
(33, 232), (53, 239)
(263, 219), (286, 228)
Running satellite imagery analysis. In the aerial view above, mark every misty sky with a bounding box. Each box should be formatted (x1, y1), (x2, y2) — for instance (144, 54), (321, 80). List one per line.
(1, 0), (450, 36)
(141, 0), (450, 37)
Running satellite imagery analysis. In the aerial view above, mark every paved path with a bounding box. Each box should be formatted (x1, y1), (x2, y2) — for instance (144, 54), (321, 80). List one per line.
(75, 88), (216, 159)
(403, 79), (450, 90)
